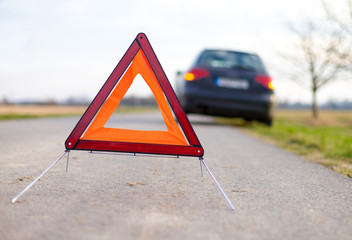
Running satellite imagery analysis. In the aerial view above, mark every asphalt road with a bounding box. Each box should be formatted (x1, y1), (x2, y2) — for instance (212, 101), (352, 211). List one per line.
(1, 112), (351, 240)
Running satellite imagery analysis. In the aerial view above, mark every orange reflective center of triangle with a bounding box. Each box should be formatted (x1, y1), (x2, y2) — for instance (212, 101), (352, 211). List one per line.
(80, 50), (189, 146)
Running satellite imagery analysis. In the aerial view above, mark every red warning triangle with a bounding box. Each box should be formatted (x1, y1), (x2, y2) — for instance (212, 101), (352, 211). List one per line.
(65, 33), (203, 157)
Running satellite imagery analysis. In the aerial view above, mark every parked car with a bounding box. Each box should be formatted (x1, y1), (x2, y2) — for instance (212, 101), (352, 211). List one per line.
(175, 49), (275, 126)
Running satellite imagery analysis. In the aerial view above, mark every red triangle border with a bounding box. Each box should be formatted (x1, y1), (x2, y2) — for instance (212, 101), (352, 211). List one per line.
(65, 33), (204, 157)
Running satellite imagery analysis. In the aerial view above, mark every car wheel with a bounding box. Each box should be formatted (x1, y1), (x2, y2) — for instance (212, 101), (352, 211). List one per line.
(262, 118), (273, 127)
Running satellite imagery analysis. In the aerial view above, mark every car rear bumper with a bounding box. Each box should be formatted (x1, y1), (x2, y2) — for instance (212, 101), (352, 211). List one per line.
(181, 88), (274, 119)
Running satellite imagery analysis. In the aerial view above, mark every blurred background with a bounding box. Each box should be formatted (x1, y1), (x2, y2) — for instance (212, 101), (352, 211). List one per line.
(0, 0), (351, 108)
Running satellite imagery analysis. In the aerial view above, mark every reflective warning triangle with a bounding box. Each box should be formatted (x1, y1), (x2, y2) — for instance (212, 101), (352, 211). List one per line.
(65, 33), (203, 157)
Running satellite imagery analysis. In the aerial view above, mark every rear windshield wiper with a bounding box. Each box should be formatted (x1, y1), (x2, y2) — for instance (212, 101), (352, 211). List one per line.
(231, 65), (257, 72)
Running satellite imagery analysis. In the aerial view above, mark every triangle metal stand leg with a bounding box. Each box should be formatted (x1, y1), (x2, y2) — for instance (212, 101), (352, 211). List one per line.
(11, 150), (69, 203)
(200, 158), (235, 210)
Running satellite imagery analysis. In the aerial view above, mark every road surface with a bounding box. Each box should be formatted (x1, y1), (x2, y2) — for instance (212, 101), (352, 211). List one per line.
(1, 112), (351, 239)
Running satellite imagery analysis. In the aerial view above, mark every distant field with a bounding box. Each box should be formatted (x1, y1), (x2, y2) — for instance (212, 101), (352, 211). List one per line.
(0, 105), (88, 120)
(0, 104), (157, 120)
(219, 110), (352, 178)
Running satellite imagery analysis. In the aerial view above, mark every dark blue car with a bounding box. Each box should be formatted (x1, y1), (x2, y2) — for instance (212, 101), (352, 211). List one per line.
(176, 49), (275, 126)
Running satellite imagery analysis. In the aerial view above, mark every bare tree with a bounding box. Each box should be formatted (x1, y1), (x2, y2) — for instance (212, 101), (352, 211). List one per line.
(322, 0), (352, 35)
(284, 2), (352, 118)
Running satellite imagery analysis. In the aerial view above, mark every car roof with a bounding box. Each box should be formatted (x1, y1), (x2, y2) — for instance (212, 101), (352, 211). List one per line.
(201, 49), (259, 57)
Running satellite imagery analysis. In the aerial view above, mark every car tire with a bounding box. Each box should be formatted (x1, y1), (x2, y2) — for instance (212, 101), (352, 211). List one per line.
(262, 118), (273, 127)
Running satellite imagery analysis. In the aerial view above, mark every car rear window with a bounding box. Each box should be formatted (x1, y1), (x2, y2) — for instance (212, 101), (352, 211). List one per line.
(197, 50), (266, 72)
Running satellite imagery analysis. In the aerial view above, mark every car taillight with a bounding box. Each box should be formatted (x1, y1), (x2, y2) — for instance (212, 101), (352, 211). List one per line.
(255, 75), (275, 90)
(184, 67), (210, 81)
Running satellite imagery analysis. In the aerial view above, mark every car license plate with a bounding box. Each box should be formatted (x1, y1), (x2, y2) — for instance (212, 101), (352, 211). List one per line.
(216, 77), (249, 89)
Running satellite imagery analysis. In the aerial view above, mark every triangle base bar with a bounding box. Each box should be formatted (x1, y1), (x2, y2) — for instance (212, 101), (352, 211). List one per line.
(74, 140), (203, 157)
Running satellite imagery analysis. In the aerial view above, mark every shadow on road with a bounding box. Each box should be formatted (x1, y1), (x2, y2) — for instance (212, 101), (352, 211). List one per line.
(187, 114), (251, 128)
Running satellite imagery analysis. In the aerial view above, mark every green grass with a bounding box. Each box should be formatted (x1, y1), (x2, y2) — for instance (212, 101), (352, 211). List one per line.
(218, 110), (352, 177)
(0, 113), (77, 120)
(0, 105), (158, 121)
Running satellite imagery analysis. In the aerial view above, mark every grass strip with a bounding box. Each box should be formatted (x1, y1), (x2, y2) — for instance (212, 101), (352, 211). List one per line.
(0, 113), (78, 120)
(218, 110), (352, 178)
(0, 105), (158, 121)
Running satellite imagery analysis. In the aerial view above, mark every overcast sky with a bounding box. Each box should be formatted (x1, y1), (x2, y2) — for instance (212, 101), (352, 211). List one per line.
(1, 0), (351, 104)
